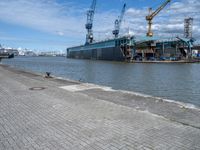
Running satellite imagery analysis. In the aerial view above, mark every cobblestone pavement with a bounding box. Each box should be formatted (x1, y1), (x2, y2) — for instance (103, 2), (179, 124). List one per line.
(0, 65), (200, 150)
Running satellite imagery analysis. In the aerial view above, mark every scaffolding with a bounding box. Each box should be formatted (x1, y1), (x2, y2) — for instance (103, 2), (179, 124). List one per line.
(184, 17), (193, 39)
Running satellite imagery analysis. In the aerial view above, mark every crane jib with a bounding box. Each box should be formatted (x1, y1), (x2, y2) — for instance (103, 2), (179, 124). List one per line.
(146, 0), (171, 37)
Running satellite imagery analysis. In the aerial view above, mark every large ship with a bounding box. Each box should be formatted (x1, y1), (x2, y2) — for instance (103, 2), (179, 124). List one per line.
(67, 35), (135, 61)
(67, 0), (199, 62)
(0, 45), (15, 59)
(67, 1), (136, 61)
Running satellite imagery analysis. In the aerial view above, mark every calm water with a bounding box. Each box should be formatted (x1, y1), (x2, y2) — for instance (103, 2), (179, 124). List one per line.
(2, 56), (200, 106)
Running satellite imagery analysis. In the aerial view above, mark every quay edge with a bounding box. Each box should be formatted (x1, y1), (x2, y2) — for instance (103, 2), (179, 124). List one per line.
(1, 64), (200, 149)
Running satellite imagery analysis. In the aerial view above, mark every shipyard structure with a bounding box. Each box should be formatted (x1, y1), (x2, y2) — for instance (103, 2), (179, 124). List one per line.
(67, 0), (200, 62)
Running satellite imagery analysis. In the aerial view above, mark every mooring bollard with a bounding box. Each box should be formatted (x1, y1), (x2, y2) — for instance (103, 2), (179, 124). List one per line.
(45, 72), (51, 78)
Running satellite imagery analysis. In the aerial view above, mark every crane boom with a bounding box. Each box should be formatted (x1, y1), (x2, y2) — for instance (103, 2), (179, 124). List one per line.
(85, 0), (97, 44)
(112, 4), (126, 38)
(146, 0), (171, 37)
(90, 0), (96, 11)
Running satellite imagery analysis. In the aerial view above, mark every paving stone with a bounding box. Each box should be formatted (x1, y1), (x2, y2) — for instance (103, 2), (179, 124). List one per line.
(0, 65), (200, 150)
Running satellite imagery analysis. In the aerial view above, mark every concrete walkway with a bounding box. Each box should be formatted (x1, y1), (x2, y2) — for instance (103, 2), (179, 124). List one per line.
(0, 65), (200, 150)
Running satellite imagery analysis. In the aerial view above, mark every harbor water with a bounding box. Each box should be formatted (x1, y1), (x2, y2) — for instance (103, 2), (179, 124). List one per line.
(2, 56), (200, 107)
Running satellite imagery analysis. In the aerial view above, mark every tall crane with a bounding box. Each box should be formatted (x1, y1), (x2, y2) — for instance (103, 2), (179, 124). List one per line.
(85, 0), (97, 44)
(146, 0), (171, 37)
(112, 4), (126, 38)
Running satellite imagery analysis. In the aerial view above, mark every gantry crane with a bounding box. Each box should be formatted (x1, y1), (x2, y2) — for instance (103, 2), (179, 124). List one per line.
(85, 0), (97, 44)
(146, 0), (171, 37)
(112, 4), (126, 38)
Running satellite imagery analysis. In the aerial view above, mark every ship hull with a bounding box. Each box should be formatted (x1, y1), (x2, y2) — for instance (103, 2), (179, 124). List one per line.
(67, 47), (125, 61)
(67, 36), (135, 61)
(0, 53), (14, 59)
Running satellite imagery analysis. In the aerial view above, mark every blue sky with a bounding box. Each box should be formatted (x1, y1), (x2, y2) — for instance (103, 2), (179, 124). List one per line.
(0, 0), (199, 51)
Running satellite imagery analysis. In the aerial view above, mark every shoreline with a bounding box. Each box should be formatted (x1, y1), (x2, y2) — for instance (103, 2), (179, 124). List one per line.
(1, 63), (199, 111)
(1, 63), (199, 110)
(1, 63), (200, 127)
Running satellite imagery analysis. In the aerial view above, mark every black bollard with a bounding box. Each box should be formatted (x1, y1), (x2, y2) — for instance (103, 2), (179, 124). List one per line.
(45, 72), (51, 78)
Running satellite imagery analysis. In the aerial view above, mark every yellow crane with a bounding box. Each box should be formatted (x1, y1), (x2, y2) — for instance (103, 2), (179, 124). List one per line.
(146, 0), (171, 37)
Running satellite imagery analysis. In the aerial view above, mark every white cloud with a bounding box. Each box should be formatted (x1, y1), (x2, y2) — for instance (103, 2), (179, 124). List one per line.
(0, 0), (199, 46)
(124, 0), (200, 42)
(56, 31), (64, 36)
(0, 0), (86, 37)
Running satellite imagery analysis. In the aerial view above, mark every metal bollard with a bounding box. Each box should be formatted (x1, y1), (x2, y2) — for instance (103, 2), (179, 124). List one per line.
(45, 72), (52, 78)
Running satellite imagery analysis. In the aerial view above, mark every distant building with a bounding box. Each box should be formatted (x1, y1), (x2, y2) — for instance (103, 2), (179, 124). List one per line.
(0, 47), (19, 56)
(38, 51), (65, 57)
(194, 45), (200, 50)
(24, 51), (37, 56)
(8, 49), (19, 56)
(18, 49), (36, 56)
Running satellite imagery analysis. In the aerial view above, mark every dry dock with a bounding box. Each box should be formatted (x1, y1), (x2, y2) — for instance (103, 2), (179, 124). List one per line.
(0, 64), (200, 150)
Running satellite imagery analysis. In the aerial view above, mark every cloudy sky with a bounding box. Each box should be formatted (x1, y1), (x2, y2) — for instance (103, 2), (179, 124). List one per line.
(0, 0), (199, 51)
